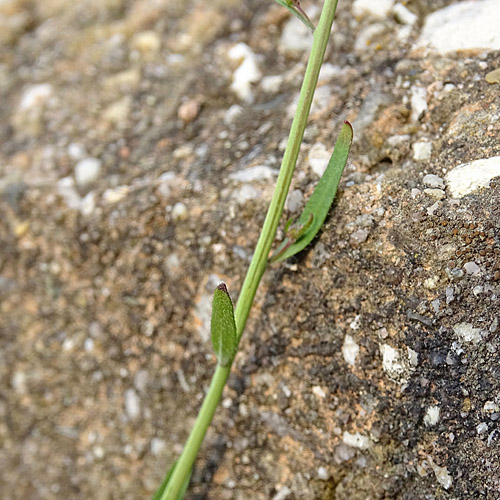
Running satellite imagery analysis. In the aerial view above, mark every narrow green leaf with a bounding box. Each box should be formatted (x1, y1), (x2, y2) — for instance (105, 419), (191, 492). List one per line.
(152, 460), (192, 500)
(210, 283), (237, 367)
(274, 0), (316, 31)
(270, 120), (353, 263)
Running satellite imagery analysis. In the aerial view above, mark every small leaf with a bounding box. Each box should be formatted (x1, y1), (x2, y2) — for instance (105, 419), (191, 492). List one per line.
(152, 460), (192, 500)
(274, 0), (316, 31)
(270, 121), (353, 263)
(210, 283), (237, 367)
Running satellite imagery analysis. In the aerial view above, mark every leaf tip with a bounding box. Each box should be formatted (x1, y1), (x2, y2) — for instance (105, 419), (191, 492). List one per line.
(216, 282), (228, 294)
(343, 119), (353, 132)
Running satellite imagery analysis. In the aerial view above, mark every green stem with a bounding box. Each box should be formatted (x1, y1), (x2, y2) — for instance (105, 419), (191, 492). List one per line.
(162, 1), (339, 497)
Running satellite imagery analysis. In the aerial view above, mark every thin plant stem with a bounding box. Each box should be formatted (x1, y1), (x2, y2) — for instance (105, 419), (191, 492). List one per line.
(162, 1), (339, 497)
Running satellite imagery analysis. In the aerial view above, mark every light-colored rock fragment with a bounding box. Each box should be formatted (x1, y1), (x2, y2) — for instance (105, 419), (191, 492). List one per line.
(463, 261), (481, 275)
(279, 16), (313, 54)
(417, 0), (500, 54)
(424, 188), (445, 200)
(75, 158), (102, 187)
(428, 456), (452, 490)
(260, 75), (283, 93)
(410, 87), (427, 122)
(19, 83), (52, 110)
(453, 322), (483, 343)
(381, 344), (404, 376)
(353, 0), (394, 19)
(228, 43), (262, 103)
(57, 176), (81, 209)
(342, 334), (359, 366)
(424, 405), (440, 426)
(103, 186), (129, 204)
(413, 141), (432, 161)
(392, 3), (417, 25)
(151, 438), (166, 456)
(125, 389), (140, 420)
(308, 142), (331, 177)
(80, 192), (95, 216)
(229, 165), (278, 182)
(445, 156), (500, 198)
(285, 189), (303, 212)
(343, 431), (371, 450)
(171, 202), (188, 221)
(131, 31), (161, 55)
(423, 174), (445, 189)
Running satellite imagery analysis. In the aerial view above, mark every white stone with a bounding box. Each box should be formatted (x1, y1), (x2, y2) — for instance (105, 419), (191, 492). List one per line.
(57, 176), (81, 209)
(272, 486), (292, 500)
(453, 322), (483, 343)
(125, 389), (140, 420)
(11, 371), (27, 394)
(131, 31), (161, 54)
(424, 188), (445, 200)
(80, 192), (95, 216)
(308, 142), (331, 177)
(67, 142), (86, 160)
(103, 186), (129, 204)
(423, 174), (445, 189)
(343, 431), (371, 450)
(317, 466), (329, 480)
(279, 16), (313, 54)
(483, 401), (500, 413)
(392, 3), (417, 25)
(445, 156), (500, 198)
(407, 347), (418, 367)
(381, 344), (404, 376)
(413, 142), (432, 161)
(19, 83), (52, 110)
(285, 189), (304, 212)
(151, 438), (166, 456)
(229, 165), (278, 182)
(171, 202), (188, 221)
(228, 43), (262, 103)
(424, 405), (440, 426)
(318, 63), (342, 83)
(353, 0), (394, 19)
(354, 23), (386, 53)
(261, 75), (284, 93)
(224, 104), (244, 125)
(410, 87), (427, 122)
(417, 0), (500, 54)
(463, 261), (481, 275)
(75, 158), (102, 187)
(428, 457), (452, 490)
(312, 386), (326, 399)
(233, 184), (260, 204)
(476, 422), (488, 434)
(342, 334), (359, 366)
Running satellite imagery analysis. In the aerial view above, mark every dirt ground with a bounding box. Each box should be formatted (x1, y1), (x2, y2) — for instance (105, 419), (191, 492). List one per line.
(1, 1), (499, 499)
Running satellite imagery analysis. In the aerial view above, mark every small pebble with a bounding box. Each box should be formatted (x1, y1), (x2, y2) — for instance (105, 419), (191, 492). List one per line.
(413, 142), (432, 161)
(178, 98), (201, 124)
(342, 334), (359, 366)
(476, 422), (488, 434)
(423, 174), (445, 189)
(171, 202), (188, 221)
(75, 158), (102, 187)
(424, 406), (440, 426)
(285, 189), (304, 212)
(125, 389), (140, 420)
(424, 188), (445, 200)
(317, 466), (329, 480)
(463, 261), (480, 275)
(350, 229), (369, 246)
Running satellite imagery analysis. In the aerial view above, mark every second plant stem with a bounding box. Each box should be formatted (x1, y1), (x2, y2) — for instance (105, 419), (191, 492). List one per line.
(162, 1), (340, 497)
